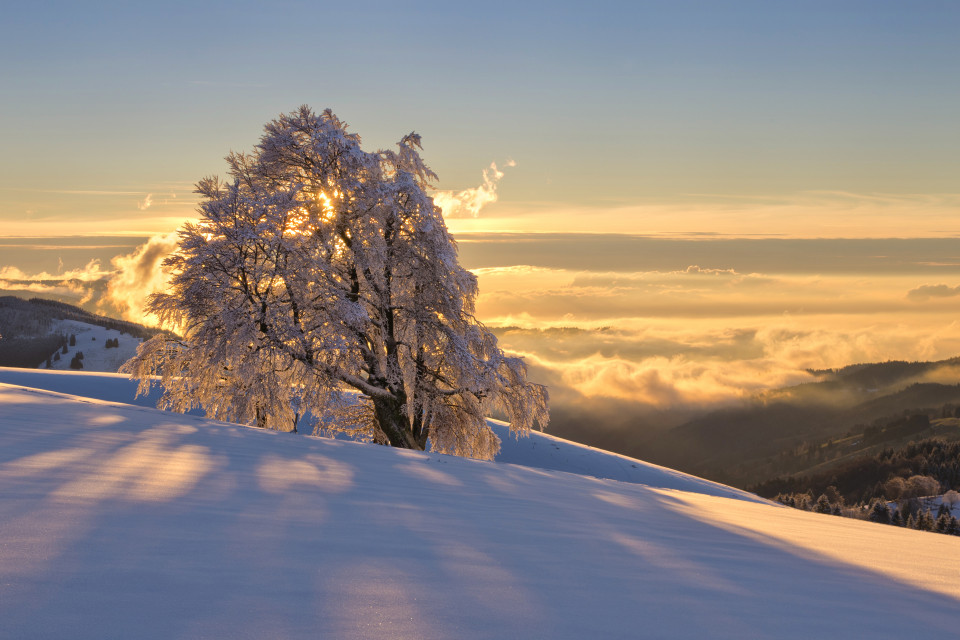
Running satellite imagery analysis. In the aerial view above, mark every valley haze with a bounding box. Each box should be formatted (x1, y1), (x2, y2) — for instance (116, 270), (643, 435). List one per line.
(5, 233), (960, 451)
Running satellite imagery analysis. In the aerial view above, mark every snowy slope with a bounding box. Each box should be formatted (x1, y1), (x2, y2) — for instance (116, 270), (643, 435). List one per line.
(2, 382), (960, 639)
(43, 319), (142, 372)
(0, 367), (759, 501)
(0, 367), (169, 407)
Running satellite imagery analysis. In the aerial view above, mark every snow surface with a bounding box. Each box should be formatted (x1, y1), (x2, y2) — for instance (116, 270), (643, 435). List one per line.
(42, 319), (142, 372)
(2, 374), (960, 638)
(0, 367), (760, 501)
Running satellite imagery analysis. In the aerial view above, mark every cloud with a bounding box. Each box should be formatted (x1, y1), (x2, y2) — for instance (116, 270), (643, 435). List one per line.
(0, 260), (109, 307)
(101, 233), (179, 326)
(494, 325), (763, 365)
(492, 312), (960, 418)
(458, 234), (960, 276)
(0, 233), (179, 326)
(514, 348), (813, 410)
(0, 243), (144, 250)
(907, 284), (960, 301)
(433, 160), (514, 218)
(0, 260), (108, 283)
(472, 265), (918, 324)
(137, 194), (154, 210)
(0, 188), (146, 195)
(0, 278), (99, 302)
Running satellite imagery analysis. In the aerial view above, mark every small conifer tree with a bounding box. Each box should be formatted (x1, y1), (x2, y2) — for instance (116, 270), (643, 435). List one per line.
(947, 516), (960, 535)
(814, 495), (832, 514)
(935, 513), (950, 533)
(868, 500), (891, 525)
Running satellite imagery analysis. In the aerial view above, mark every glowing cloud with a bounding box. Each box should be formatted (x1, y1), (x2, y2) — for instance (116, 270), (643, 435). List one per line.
(0, 261), (107, 283)
(0, 233), (178, 326)
(102, 233), (178, 326)
(137, 194), (154, 210)
(433, 160), (515, 218)
(0, 261), (110, 308)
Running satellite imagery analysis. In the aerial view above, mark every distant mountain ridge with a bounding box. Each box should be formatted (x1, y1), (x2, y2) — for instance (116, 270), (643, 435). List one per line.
(0, 296), (162, 369)
(0, 296), (159, 339)
(643, 357), (960, 487)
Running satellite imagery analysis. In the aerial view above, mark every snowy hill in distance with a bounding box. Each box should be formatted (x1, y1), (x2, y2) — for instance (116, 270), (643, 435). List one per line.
(2, 370), (960, 638)
(45, 319), (143, 372)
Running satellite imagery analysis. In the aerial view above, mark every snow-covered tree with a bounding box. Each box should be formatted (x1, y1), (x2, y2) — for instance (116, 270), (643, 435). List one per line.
(122, 106), (548, 459)
(943, 489), (960, 508)
(813, 494), (832, 514)
(867, 500), (890, 525)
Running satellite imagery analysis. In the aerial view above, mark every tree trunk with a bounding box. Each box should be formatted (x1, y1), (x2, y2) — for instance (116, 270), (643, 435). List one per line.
(372, 395), (422, 450)
(255, 405), (267, 429)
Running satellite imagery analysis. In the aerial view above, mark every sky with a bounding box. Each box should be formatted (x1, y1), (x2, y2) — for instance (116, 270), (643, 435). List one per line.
(2, 1), (960, 435)
(3, 1), (959, 236)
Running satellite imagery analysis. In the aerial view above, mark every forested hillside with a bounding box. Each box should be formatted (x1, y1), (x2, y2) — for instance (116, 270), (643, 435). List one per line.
(753, 438), (960, 505)
(0, 296), (162, 368)
(637, 358), (960, 488)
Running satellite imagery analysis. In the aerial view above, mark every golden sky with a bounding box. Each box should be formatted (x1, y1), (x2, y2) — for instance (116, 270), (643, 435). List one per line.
(2, 2), (958, 239)
(2, 2), (960, 427)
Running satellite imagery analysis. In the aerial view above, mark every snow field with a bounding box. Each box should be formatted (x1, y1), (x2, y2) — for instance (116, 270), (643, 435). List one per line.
(1, 374), (960, 638)
(42, 319), (142, 373)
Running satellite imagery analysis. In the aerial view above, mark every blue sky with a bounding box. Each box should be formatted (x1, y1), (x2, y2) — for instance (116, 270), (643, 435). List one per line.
(2, 1), (958, 235)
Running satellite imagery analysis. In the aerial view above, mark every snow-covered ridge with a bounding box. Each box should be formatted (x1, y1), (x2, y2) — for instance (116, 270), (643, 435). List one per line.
(40, 319), (143, 372)
(2, 371), (960, 637)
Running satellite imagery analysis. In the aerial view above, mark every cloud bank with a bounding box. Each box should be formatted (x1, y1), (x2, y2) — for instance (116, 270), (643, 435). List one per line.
(4, 233), (960, 434)
(0, 233), (176, 326)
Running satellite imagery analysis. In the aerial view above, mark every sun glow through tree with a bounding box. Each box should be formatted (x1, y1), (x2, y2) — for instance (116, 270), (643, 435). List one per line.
(123, 106), (548, 459)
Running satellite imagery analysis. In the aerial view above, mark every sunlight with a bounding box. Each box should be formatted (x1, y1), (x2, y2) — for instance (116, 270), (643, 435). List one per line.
(86, 414), (126, 426)
(257, 453), (354, 494)
(397, 461), (463, 487)
(311, 188), (342, 225)
(52, 437), (212, 503)
(663, 490), (960, 601)
(609, 531), (746, 595)
(0, 448), (94, 478)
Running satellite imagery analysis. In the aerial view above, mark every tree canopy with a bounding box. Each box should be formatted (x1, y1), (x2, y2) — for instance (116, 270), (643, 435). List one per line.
(123, 106), (548, 459)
